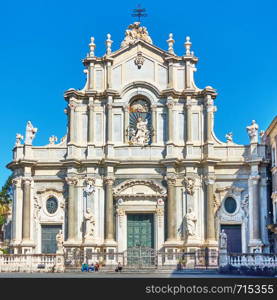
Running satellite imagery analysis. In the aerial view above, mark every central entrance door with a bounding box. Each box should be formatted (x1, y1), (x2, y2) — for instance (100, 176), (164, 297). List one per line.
(41, 225), (62, 254)
(127, 213), (154, 248)
(126, 214), (155, 267)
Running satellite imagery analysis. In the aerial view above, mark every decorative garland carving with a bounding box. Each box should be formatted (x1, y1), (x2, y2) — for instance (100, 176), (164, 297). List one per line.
(183, 176), (196, 195)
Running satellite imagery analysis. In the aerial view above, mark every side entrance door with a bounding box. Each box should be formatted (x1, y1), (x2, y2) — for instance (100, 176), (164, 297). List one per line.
(221, 224), (242, 253)
(41, 225), (62, 254)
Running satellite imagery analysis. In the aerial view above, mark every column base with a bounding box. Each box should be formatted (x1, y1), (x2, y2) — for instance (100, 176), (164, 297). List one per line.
(21, 240), (35, 254)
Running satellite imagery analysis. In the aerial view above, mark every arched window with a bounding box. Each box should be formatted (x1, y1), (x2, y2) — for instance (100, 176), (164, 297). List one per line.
(128, 98), (152, 145)
(224, 197), (237, 214)
(46, 197), (58, 214)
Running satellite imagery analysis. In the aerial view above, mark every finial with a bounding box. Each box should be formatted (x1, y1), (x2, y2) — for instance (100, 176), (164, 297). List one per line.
(185, 36), (192, 56)
(225, 132), (233, 143)
(89, 37), (96, 57)
(167, 33), (175, 55)
(106, 33), (113, 55)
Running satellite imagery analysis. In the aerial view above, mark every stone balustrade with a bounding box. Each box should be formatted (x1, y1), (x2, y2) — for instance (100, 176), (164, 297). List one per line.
(0, 254), (58, 272)
(227, 253), (277, 268)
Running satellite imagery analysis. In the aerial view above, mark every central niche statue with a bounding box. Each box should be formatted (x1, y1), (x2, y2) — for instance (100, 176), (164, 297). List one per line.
(84, 208), (95, 240)
(128, 99), (152, 146)
(185, 208), (197, 236)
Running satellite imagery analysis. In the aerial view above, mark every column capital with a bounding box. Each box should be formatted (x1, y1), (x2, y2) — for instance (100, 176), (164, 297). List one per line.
(104, 176), (115, 185)
(106, 103), (113, 110)
(166, 175), (177, 186)
(166, 101), (174, 109)
(12, 177), (22, 188)
(22, 177), (33, 185)
(151, 104), (158, 110)
(249, 175), (260, 184)
(123, 105), (129, 112)
(65, 177), (78, 186)
(204, 175), (215, 186)
(88, 103), (95, 110)
(68, 102), (77, 111)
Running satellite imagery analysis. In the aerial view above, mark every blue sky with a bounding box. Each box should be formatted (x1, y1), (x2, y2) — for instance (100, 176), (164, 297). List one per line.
(0, 0), (276, 187)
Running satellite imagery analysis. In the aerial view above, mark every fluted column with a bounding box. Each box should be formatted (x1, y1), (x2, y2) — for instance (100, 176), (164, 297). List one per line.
(104, 176), (115, 241)
(66, 177), (78, 241)
(22, 177), (32, 241)
(249, 175), (262, 249)
(166, 176), (177, 241)
(151, 105), (157, 144)
(11, 177), (22, 243)
(88, 100), (94, 144)
(204, 176), (216, 243)
(69, 100), (77, 144)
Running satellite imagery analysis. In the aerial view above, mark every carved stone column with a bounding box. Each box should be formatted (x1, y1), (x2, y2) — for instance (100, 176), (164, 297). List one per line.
(22, 177), (32, 242)
(104, 176), (115, 242)
(151, 105), (157, 144)
(248, 175), (262, 250)
(204, 176), (216, 244)
(69, 100), (77, 144)
(66, 177), (78, 241)
(88, 100), (94, 144)
(166, 176), (177, 241)
(88, 62), (94, 89)
(123, 105), (129, 144)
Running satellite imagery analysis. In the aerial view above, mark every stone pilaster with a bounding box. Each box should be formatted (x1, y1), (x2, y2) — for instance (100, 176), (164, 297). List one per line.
(88, 100), (94, 144)
(88, 62), (94, 89)
(106, 98), (113, 145)
(123, 105), (129, 144)
(204, 176), (217, 246)
(185, 97), (192, 142)
(22, 177), (32, 242)
(168, 61), (174, 89)
(248, 175), (263, 251)
(166, 176), (177, 241)
(151, 104), (157, 144)
(106, 61), (112, 89)
(104, 176), (115, 242)
(205, 95), (214, 143)
(11, 177), (22, 245)
(166, 100), (174, 144)
(65, 177), (78, 242)
(69, 100), (77, 144)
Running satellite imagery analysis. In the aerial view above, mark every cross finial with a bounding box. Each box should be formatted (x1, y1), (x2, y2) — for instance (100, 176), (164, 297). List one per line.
(131, 4), (147, 22)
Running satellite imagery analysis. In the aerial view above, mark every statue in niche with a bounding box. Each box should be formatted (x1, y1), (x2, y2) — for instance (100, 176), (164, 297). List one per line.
(219, 229), (227, 249)
(246, 120), (259, 143)
(84, 208), (95, 240)
(130, 117), (150, 145)
(185, 208), (197, 236)
(25, 121), (38, 145)
(56, 230), (64, 253)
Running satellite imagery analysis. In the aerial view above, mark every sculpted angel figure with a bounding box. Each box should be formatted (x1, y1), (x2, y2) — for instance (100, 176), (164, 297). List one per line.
(56, 230), (64, 252)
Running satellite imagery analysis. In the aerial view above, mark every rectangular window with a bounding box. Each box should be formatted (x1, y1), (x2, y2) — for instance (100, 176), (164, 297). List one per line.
(192, 113), (199, 141)
(113, 114), (122, 142)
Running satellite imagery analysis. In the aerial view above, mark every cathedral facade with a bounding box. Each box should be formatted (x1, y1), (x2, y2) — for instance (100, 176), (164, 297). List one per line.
(7, 22), (271, 259)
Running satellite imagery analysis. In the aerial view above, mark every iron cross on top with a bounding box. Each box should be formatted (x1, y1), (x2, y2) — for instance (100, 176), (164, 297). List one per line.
(132, 5), (147, 22)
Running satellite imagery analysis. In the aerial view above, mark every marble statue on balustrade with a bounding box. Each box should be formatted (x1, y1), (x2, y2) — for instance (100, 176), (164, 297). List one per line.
(56, 230), (64, 253)
(219, 229), (227, 249)
(185, 208), (197, 236)
(25, 121), (38, 145)
(246, 120), (259, 143)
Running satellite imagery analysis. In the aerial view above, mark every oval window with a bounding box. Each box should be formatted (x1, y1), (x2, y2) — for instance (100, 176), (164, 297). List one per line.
(46, 197), (58, 214)
(224, 197), (237, 214)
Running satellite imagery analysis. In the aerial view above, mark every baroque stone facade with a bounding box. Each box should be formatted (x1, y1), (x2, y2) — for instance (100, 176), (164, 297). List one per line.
(7, 22), (271, 256)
